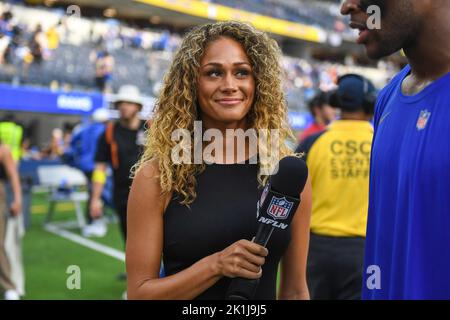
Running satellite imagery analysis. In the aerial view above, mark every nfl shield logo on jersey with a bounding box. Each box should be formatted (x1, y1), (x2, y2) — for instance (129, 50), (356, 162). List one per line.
(267, 197), (293, 220)
(416, 109), (431, 131)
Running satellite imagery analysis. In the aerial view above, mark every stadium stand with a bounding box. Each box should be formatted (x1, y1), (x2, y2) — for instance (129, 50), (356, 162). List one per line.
(0, 2), (396, 111)
(211, 0), (351, 36)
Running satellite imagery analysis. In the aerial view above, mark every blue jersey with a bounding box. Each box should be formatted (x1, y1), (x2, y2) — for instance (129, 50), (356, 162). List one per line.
(68, 122), (105, 173)
(362, 65), (450, 299)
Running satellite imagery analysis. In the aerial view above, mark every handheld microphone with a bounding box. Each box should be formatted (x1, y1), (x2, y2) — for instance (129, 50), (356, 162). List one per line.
(226, 156), (308, 300)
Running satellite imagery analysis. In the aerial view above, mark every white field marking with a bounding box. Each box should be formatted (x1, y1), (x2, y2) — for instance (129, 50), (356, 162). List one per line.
(48, 220), (82, 229)
(43, 223), (125, 262)
(50, 217), (117, 229)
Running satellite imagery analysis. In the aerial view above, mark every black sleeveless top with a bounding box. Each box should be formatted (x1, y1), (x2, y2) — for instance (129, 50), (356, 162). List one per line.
(163, 161), (292, 300)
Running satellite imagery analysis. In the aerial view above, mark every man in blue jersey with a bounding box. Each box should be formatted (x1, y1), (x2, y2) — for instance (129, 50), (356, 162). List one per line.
(341, 0), (450, 299)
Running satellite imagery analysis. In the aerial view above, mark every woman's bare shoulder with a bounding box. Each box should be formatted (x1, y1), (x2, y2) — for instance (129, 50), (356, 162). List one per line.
(135, 158), (159, 178)
(131, 159), (172, 212)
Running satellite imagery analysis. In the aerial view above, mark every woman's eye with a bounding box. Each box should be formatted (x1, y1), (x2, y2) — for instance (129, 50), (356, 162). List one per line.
(207, 70), (222, 77)
(205, 69), (251, 78)
(236, 69), (250, 77)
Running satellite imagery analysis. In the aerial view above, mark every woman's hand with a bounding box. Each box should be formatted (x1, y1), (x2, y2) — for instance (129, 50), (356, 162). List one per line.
(214, 239), (268, 280)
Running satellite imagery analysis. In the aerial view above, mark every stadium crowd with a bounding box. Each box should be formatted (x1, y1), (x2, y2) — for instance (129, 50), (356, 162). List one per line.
(0, 2), (396, 112)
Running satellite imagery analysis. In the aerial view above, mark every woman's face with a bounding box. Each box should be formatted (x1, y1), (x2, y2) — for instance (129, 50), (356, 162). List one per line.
(197, 37), (255, 130)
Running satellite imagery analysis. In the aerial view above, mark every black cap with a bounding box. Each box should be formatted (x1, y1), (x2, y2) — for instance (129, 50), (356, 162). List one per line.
(329, 74), (376, 112)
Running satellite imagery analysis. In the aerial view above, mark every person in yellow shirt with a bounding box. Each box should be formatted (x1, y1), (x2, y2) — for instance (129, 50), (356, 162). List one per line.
(296, 74), (376, 300)
(46, 25), (60, 51)
(0, 114), (24, 163)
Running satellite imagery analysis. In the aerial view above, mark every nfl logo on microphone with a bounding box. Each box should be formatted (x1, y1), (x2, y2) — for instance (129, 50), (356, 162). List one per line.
(267, 197), (293, 220)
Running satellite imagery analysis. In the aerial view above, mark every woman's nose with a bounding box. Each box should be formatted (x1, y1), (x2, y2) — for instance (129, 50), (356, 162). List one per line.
(220, 73), (238, 92)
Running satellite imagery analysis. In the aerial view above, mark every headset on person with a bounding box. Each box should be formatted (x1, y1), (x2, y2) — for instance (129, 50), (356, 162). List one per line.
(329, 74), (377, 115)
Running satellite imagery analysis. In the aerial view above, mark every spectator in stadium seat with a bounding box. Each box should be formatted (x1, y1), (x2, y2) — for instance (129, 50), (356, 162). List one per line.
(46, 24), (60, 52)
(93, 49), (114, 94)
(28, 24), (46, 65)
(296, 74), (376, 300)
(0, 10), (13, 37)
(126, 21), (312, 300)
(0, 32), (10, 65)
(0, 144), (22, 300)
(298, 91), (336, 143)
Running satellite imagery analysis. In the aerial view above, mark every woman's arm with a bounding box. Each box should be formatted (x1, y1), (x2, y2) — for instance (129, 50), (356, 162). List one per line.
(126, 161), (268, 300)
(278, 175), (312, 300)
(1, 145), (22, 216)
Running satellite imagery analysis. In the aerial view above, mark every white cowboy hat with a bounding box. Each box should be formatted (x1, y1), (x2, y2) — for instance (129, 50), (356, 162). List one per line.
(114, 85), (144, 107)
(92, 108), (110, 122)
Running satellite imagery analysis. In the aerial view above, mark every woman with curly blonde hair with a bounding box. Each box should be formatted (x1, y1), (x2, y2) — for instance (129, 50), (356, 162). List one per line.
(126, 21), (311, 300)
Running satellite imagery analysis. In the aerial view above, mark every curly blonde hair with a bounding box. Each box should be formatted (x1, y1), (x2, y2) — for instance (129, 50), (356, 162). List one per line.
(134, 21), (296, 205)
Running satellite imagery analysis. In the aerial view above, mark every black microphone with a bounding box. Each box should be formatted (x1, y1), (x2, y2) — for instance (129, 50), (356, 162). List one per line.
(226, 156), (308, 300)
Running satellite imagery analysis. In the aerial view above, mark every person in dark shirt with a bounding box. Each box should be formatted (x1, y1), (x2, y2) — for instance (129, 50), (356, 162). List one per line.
(126, 21), (312, 300)
(90, 85), (146, 242)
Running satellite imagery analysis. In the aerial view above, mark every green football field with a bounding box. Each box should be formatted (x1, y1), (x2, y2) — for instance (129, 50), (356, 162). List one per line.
(22, 191), (127, 300)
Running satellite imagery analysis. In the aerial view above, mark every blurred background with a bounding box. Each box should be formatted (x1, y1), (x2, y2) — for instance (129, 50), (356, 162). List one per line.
(0, 0), (406, 300)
